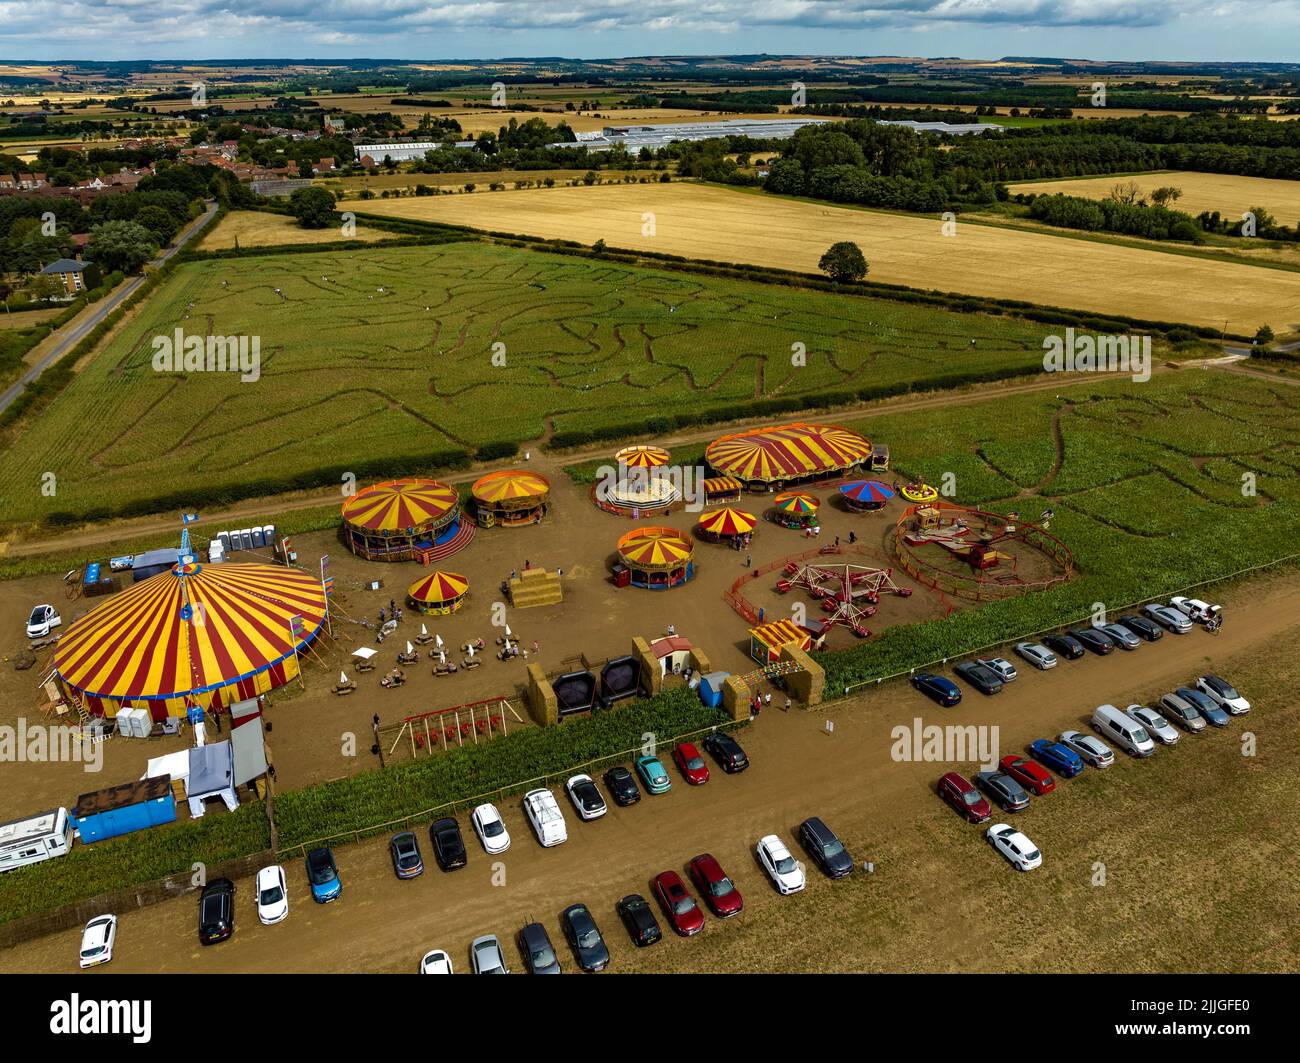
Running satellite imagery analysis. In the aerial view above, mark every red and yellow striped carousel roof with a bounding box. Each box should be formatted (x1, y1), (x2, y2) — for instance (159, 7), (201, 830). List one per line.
(471, 469), (550, 504)
(341, 478), (458, 534)
(773, 491), (820, 514)
(52, 562), (327, 703)
(408, 570), (470, 604)
(615, 444), (670, 468)
(697, 507), (757, 537)
(706, 423), (871, 483)
(617, 526), (694, 568)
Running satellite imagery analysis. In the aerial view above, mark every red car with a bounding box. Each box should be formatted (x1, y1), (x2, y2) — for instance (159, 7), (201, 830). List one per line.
(653, 870), (705, 936)
(1000, 755), (1056, 796)
(673, 742), (710, 785)
(687, 853), (744, 918)
(937, 771), (992, 823)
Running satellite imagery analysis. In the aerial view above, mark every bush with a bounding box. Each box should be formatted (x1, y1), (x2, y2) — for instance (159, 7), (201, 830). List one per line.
(474, 440), (521, 462)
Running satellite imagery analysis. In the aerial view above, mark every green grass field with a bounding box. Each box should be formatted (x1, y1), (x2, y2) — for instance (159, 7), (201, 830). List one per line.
(0, 241), (1062, 524)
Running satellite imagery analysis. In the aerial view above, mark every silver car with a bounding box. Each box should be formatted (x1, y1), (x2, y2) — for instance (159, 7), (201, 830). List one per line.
(1059, 729), (1115, 768)
(1127, 705), (1179, 745)
(1140, 603), (1193, 634)
(1013, 642), (1057, 670)
(977, 656), (1018, 682)
(1158, 691), (1207, 733)
(470, 934), (509, 974)
(1099, 623), (1141, 650)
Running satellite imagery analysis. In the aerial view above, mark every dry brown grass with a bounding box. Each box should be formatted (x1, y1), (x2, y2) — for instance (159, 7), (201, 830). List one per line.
(1012, 171), (1300, 221)
(198, 210), (392, 250)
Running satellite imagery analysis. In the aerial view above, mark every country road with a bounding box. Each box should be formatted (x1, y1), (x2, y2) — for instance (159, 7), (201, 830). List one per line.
(0, 200), (219, 416)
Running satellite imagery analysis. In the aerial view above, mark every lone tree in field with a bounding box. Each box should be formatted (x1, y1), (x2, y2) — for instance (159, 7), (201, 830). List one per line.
(1254, 324), (1275, 348)
(819, 241), (868, 284)
(288, 186), (337, 229)
(1149, 186), (1183, 208)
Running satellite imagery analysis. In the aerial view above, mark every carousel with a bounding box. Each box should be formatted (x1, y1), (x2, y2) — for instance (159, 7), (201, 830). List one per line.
(838, 479), (896, 512)
(341, 478), (463, 562)
(613, 526), (696, 589)
(899, 481), (940, 504)
(771, 491), (820, 529)
(614, 444), (671, 469)
(408, 570), (470, 615)
(471, 470), (550, 528)
(696, 506), (756, 543)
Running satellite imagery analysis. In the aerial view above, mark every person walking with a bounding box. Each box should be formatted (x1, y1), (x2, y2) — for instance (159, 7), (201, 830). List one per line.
(784, 697), (791, 712)
(848, 530), (857, 545)
(745, 552), (752, 568)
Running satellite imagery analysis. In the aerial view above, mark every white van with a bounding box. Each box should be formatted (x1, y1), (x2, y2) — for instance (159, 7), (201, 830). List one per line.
(523, 788), (567, 848)
(1091, 704), (1155, 758)
(0, 808), (73, 872)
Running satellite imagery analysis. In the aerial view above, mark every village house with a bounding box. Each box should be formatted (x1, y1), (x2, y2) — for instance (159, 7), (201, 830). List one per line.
(40, 258), (100, 298)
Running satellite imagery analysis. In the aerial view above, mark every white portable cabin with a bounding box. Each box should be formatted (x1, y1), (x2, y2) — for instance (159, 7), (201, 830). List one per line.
(0, 807), (73, 872)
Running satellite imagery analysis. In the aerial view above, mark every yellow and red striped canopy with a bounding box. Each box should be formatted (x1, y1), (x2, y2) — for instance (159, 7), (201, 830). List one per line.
(750, 619), (812, 653)
(53, 562), (327, 705)
(408, 570), (469, 604)
(697, 507), (756, 537)
(471, 470), (550, 504)
(341, 478), (458, 534)
(617, 526), (694, 569)
(774, 491), (820, 514)
(706, 423), (871, 483)
(615, 444), (670, 468)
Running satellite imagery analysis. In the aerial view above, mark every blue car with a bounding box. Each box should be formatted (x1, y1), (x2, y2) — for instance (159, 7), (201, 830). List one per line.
(635, 755), (672, 795)
(1177, 687), (1231, 728)
(1028, 738), (1085, 778)
(306, 847), (342, 903)
(910, 672), (962, 707)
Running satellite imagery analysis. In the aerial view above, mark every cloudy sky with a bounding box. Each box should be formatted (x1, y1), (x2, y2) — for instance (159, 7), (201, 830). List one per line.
(0, 1), (1297, 63)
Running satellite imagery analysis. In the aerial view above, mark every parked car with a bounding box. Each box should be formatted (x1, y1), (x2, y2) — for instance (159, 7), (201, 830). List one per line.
(910, 672), (962, 707)
(255, 864), (289, 925)
(1027, 739), (1085, 778)
(470, 802), (511, 854)
(975, 770), (1032, 812)
(603, 766), (642, 806)
(561, 904), (610, 972)
(1141, 603), (1193, 634)
(470, 934), (509, 974)
(79, 915), (117, 969)
(198, 878), (236, 944)
(1196, 674), (1250, 714)
(953, 661), (1003, 695)
(1117, 614), (1164, 641)
(1171, 596), (1222, 626)
(1013, 641), (1058, 670)
(418, 949), (453, 974)
(1058, 730), (1115, 768)
(1069, 627), (1115, 655)
(565, 774), (608, 820)
(305, 848), (341, 903)
(389, 831), (424, 879)
(26, 603), (61, 639)
(523, 788), (568, 846)
(976, 656), (1018, 682)
(1173, 686), (1230, 727)
(616, 893), (662, 948)
(1042, 633), (1085, 660)
(673, 742), (710, 785)
(1099, 622), (1142, 650)
(1092, 703), (1156, 758)
(702, 731), (749, 773)
(636, 755), (672, 795)
(1157, 691), (1209, 733)
(999, 755), (1056, 796)
(1127, 705), (1179, 746)
(688, 853), (744, 917)
(937, 771), (993, 823)
(653, 870), (705, 936)
(756, 834), (807, 895)
(986, 823), (1042, 871)
(429, 817), (467, 870)
(798, 816), (854, 878)
(518, 921), (562, 975)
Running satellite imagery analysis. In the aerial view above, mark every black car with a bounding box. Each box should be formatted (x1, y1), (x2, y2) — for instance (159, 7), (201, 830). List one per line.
(798, 816), (854, 879)
(910, 672), (962, 707)
(429, 817), (467, 871)
(561, 903), (610, 972)
(702, 731), (750, 773)
(616, 893), (662, 947)
(975, 771), (1031, 812)
(389, 831), (424, 879)
(1042, 633), (1086, 660)
(1069, 627), (1115, 655)
(1117, 614), (1164, 642)
(952, 661), (1004, 696)
(517, 921), (562, 975)
(602, 765), (641, 806)
(198, 878), (235, 945)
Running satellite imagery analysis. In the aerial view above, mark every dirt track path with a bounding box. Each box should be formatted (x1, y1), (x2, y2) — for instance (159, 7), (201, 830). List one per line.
(6, 572), (1296, 974)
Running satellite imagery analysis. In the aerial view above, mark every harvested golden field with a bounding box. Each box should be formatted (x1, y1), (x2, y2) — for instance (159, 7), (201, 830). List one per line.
(359, 181), (1300, 331)
(198, 210), (392, 250)
(1012, 171), (1300, 220)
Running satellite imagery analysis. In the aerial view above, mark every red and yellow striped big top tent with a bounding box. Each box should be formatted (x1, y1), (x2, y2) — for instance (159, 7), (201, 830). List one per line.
(52, 562), (328, 720)
(706, 423), (871, 487)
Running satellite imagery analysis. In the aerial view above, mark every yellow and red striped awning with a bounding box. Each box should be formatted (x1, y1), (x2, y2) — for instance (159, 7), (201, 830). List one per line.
(749, 619), (812, 653)
(774, 491), (820, 514)
(615, 444), (670, 468)
(341, 478), (458, 534)
(471, 470), (550, 505)
(702, 476), (743, 496)
(706, 423), (871, 483)
(53, 562), (327, 706)
(617, 526), (694, 568)
(408, 570), (470, 605)
(697, 507), (756, 537)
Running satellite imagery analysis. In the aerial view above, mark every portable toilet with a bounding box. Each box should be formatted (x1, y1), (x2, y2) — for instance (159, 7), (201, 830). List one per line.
(72, 777), (177, 844)
(217, 531), (230, 552)
(698, 671), (731, 709)
(251, 526), (265, 548)
(239, 528), (253, 550)
(115, 709), (135, 737)
(208, 538), (225, 564)
(262, 524), (276, 547)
